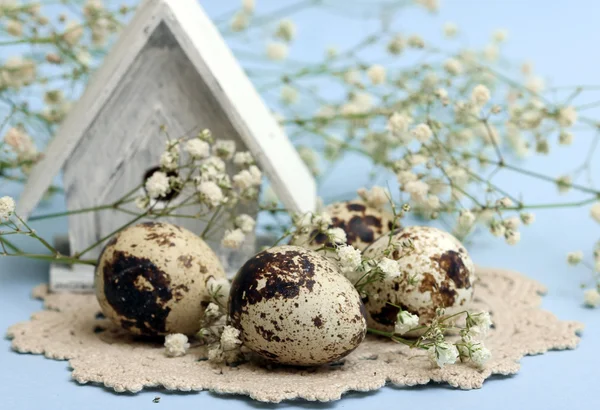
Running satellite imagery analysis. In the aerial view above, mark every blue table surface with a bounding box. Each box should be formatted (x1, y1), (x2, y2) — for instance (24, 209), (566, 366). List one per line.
(2, 0), (600, 408)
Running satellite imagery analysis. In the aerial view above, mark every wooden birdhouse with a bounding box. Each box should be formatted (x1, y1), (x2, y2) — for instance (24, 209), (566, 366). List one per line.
(16, 0), (316, 291)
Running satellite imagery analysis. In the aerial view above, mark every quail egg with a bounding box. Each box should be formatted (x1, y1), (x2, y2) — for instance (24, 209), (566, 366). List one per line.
(228, 245), (367, 366)
(290, 200), (396, 251)
(95, 222), (226, 337)
(362, 226), (475, 332)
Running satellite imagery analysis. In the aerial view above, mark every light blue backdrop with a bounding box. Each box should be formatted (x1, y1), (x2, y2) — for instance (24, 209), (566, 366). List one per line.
(1, 1), (599, 409)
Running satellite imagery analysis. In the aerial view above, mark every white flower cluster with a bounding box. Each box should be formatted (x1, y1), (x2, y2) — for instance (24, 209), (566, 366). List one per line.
(145, 171), (171, 200)
(164, 333), (190, 357)
(336, 244), (363, 280)
(0, 196), (16, 221)
(356, 186), (390, 209)
(394, 310), (419, 335)
(428, 310), (493, 368)
(207, 325), (244, 364)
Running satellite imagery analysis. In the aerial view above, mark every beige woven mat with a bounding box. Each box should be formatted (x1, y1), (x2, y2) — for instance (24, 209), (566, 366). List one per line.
(6, 266), (583, 403)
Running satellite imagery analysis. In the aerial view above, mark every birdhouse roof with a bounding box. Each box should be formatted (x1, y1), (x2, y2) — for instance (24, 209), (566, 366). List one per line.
(17, 0), (316, 218)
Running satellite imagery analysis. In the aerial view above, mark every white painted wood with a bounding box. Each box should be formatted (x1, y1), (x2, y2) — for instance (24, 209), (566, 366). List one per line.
(17, 0), (316, 218)
(49, 263), (95, 293)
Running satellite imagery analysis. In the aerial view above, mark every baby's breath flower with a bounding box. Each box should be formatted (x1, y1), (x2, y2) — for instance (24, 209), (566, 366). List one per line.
(411, 123), (433, 143)
(235, 214), (256, 233)
(336, 244), (362, 273)
(145, 171), (170, 199)
(280, 84), (298, 104)
(520, 212), (535, 225)
(443, 58), (463, 76)
(584, 288), (600, 308)
(430, 342), (459, 368)
(395, 310), (419, 335)
(458, 210), (476, 227)
(404, 180), (429, 200)
(3, 127), (37, 159)
(233, 166), (262, 190)
(503, 216), (521, 230)
(567, 251), (584, 266)
(185, 139), (210, 159)
(387, 112), (413, 141)
(164, 334), (190, 357)
(63, 21), (84, 45)
(343, 68), (361, 85)
(488, 218), (504, 236)
(496, 197), (513, 208)
(242, 0), (255, 13)
(356, 186), (389, 209)
(198, 181), (224, 207)
(416, 0), (439, 13)
(266, 41), (289, 61)
(443, 22), (458, 37)
(378, 258), (400, 279)
(397, 170), (418, 185)
(221, 325), (242, 352)
(407, 35), (425, 48)
(160, 152), (178, 170)
(327, 227), (347, 245)
(471, 84), (491, 106)
(559, 132), (574, 145)
(367, 64), (386, 85)
(275, 18), (296, 42)
(221, 228), (245, 249)
(556, 175), (572, 194)
(504, 229), (520, 245)
(557, 106), (577, 127)
(470, 311), (493, 335)
(204, 302), (222, 322)
(233, 151), (254, 167)
(230, 12), (249, 32)
(492, 28), (508, 43)
(212, 140), (236, 160)
(426, 195), (440, 210)
(387, 34), (405, 55)
(0, 196), (16, 221)
(312, 212), (332, 231)
(470, 343), (492, 367)
(135, 196), (150, 210)
(590, 203), (600, 224)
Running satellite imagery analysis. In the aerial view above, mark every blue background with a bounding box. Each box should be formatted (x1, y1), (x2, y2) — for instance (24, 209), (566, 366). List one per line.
(2, 0), (599, 409)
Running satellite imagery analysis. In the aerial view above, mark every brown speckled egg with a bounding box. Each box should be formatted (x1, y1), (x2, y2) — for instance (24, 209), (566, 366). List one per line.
(290, 200), (396, 251)
(362, 226), (475, 332)
(95, 222), (225, 337)
(228, 245), (367, 366)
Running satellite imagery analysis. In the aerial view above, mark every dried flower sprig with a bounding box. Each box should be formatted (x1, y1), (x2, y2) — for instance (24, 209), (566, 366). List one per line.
(369, 307), (493, 368)
(0, 127), (259, 264)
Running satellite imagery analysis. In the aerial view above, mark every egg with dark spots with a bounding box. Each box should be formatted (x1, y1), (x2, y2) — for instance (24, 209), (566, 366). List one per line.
(290, 200), (396, 252)
(228, 245), (367, 366)
(95, 222), (226, 337)
(362, 226), (475, 332)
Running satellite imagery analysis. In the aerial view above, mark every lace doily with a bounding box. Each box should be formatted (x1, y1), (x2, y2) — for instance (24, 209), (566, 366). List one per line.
(6, 266), (583, 403)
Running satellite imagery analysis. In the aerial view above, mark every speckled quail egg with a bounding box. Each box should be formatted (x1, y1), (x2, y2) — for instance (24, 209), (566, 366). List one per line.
(290, 200), (396, 251)
(95, 222), (226, 337)
(228, 245), (367, 366)
(362, 226), (475, 332)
